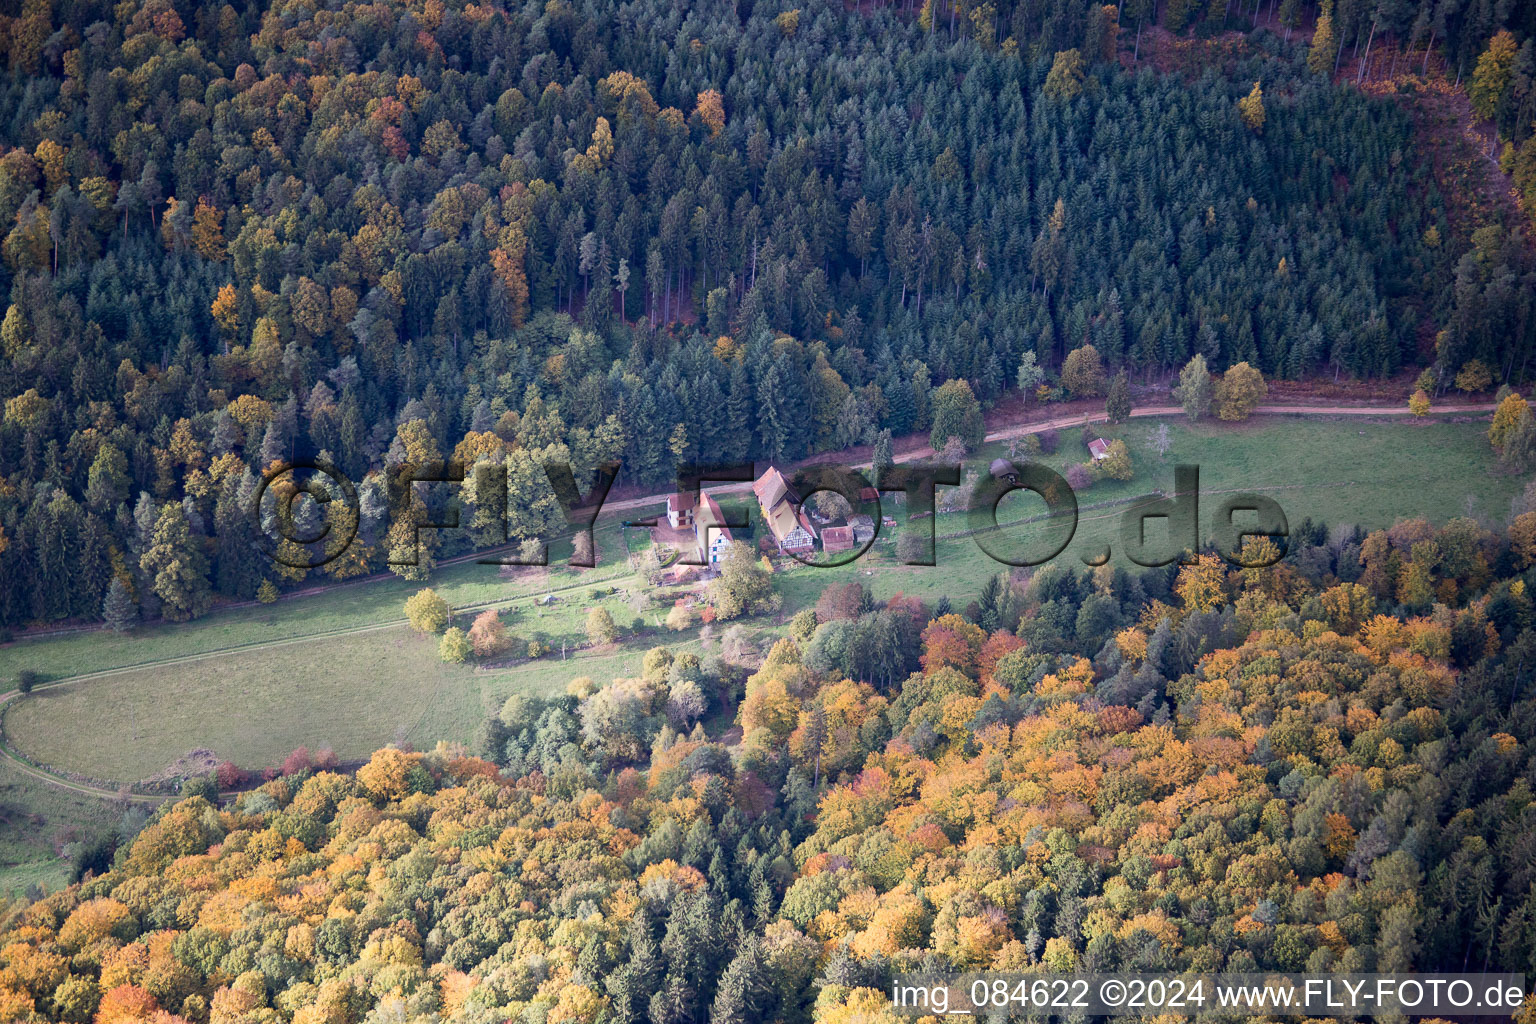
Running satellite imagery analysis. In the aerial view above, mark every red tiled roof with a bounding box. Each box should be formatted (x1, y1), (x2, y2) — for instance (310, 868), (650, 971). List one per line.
(822, 525), (855, 552)
(753, 466), (796, 509)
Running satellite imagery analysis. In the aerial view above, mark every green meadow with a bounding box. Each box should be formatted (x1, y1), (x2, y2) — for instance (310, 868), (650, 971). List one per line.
(1, 413), (1515, 789)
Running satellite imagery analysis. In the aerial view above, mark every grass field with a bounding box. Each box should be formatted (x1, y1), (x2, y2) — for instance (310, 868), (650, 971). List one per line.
(0, 413), (1516, 787)
(0, 760), (121, 897)
(4, 622), (696, 782)
(0, 519), (644, 685)
(774, 414), (1519, 604)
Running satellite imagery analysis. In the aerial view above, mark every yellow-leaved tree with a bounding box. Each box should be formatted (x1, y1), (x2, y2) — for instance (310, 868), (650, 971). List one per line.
(694, 89), (725, 137)
(1176, 553), (1227, 611)
(1214, 361), (1267, 420)
(1043, 48), (1085, 101)
(1308, 0), (1337, 73)
(1238, 81), (1265, 133)
(404, 587), (449, 633)
(1490, 392), (1528, 450)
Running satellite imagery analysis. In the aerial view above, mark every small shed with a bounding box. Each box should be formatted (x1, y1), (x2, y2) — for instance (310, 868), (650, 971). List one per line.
(822, 524), (855, 552)
(989, 457), (1017, 481)
(1088, 438), (1111, 461)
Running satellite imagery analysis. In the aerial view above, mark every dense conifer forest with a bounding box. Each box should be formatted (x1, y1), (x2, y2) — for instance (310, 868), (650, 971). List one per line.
(0, 0), (1533, 628)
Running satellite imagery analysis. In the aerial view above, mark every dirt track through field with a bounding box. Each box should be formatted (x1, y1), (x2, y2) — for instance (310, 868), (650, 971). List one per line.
(603, 401), (1497, 511)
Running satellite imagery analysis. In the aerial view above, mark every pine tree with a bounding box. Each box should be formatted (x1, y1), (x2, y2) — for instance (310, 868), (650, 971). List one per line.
(847, 198), (877, 278)
(871, 429), (895, 481)
(724, 360), (754, 462)
(976, 573), (1004, 631)
(709, 936), (773, 1024)
(609, 910), (664, 1024)
(1030, 199), (1069, 297)
(101, 576), (137, 632)
(1105, 371), (1132, 423)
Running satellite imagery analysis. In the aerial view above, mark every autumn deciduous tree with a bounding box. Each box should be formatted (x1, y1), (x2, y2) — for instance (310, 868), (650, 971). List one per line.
(1456, 359), (1493, 394)
(1096, 439), (1133, 481)
(709, 542), (776, 620)
(467, 609), (509, 656)
(920, 613), (987, 676)
(193, 199), (225, 260)
(1323, 812), (1357, 860)
(1502, 407), (1536, 473)
(1214, 361), (1266, 421)
(1175, 553), (1226, 610)
(1319, 582), (1375, 633)
(1043, 49), (1085, 100)
(440, 627), (471, 663)
(355, 747), (425, 801)
(13, 511), (1536, 1020)
(1470, 31), (1518, 125)
(139, 502), (211, 621)
(94, 984), (162, 1022)
(491, 239), (530, 330)
(1238, 82), (1265, 133)
(405, 588), (449, 633)
(1308, 0), (1337, 73)
(211, 283), (239, 338)
(816, 581), (867, 623)
(695, 90), (726, 137)
(1489, 392), (1528, 449)
(1409, 389), (1430, 416)
(3, 388), (47, 428)
(586, 606), (618, 646)
(1512, 512), (1536, 567)
(1061, 344), (1106, 398)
